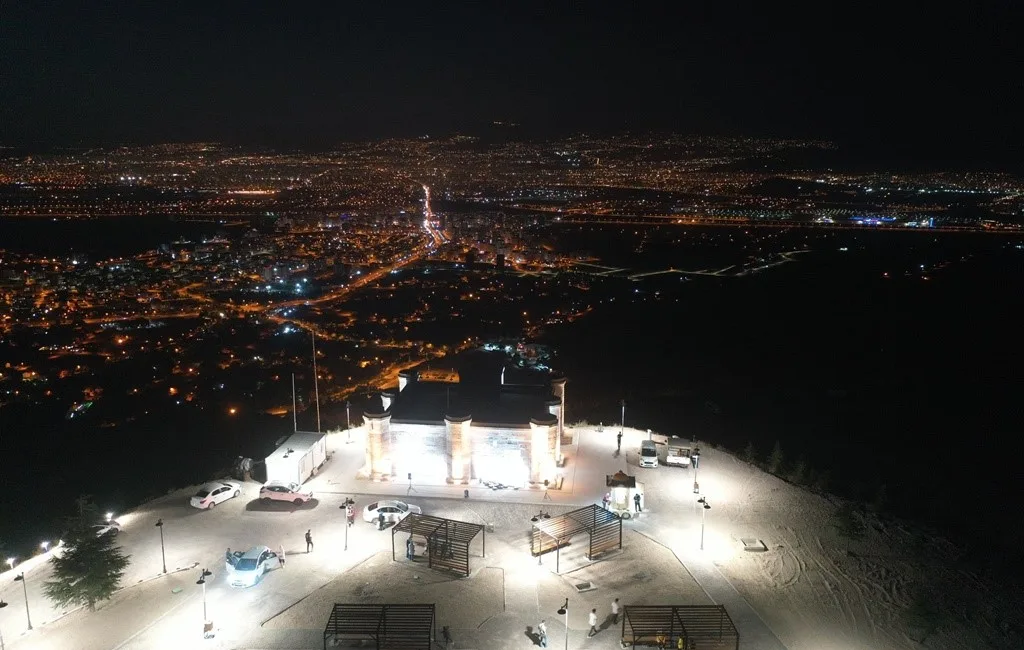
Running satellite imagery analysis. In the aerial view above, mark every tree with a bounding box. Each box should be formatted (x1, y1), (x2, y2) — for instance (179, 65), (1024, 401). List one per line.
(767, 441), (784, 475)
(788, 457), (807, 485)
(903, 591), (945, 645)
(871, 483), (889, 514)
(742, 441), (758, 465)
(833, 502), (866, 554)
(44, 499), (130, 611)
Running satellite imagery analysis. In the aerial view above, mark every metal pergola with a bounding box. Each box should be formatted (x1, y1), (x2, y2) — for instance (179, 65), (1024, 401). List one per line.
(621, 605), (739, 650)
(392, 513), (485, 577)
(323, 603), (435, 650)
(530, 503), (622, 573)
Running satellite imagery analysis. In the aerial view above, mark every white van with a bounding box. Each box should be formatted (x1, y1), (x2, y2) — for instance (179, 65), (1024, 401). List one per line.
(639, 440), (659, 468)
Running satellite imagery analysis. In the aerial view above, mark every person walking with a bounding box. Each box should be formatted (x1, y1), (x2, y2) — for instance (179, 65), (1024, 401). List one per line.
(588, 608), (599, 637)
(225, 547), (233, 565)
(346, 503), (355, 527)
(538, 619), (548, 647)
(279, 544), (286, 568)
(633, 492), (643, 513)
(611, 598), (620, 624)
(378, 511), (386, 531)
(442, 626), (454, 650)
(305, 529), (314, 553)
(692, 447), (700, 468)
(616, 431), (622, 452)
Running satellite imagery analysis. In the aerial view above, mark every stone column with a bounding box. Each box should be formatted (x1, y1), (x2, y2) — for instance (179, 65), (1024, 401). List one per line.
(550, 376), (568, 449)
(530, 416), (558, 485)
(363, 411), (392, 480)
(445, 414), (473, 484)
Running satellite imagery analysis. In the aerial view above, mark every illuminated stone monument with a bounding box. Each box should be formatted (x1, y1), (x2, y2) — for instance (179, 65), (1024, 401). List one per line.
(361, 359), (564, 488)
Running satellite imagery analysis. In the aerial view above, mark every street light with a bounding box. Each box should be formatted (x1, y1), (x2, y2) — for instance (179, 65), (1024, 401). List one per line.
(196, 568), (213, 623)
(12, 573), (31, 630)
(697, 497), (711, 551)
(0, 597), (7, 650)
(40, 542), (50, 553)
(619, 399), (625, 435)
(0, 601), (7, 650)
(4, 559), (13, 570)
(105, 512), (113, 523)
(155, 519), (167, 574)
(530, 511), (550, 566)
(339, 498), (355, 551)
(556, 598), (569, 650)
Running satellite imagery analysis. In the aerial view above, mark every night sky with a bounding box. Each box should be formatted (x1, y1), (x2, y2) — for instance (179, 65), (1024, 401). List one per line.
(2, 2), (1022, 165)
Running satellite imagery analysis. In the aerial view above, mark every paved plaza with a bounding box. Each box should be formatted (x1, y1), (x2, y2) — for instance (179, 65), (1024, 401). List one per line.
(0, 426), (788, 649)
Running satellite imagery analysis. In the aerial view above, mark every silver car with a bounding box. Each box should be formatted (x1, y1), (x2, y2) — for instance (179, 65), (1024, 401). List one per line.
(227, 546), (281, 588)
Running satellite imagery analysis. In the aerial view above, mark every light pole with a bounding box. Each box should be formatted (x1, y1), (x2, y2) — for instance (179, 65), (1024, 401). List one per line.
(619, 399), (625, 435)
(1, 598), (8, 650)
(556, 598), (569, 650)
(339, 498), (355, 551)
(155, 519), (167, 574)
(12, 574), (31, 630)
(530, 511), (551, 566)
(196, 568), (213, 623)
(697, 497), (711, 551)
(40, 541), (50, 553)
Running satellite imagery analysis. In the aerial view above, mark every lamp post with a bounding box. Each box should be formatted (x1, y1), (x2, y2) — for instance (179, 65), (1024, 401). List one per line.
(697, 497), (711, 551)
(155, 519), (167, 574)
(530, 511), (551, 566)
(556, 598), (569, 650)
(339, 498), (355, 551)
(40, 541), (50, 553)
(196, 568), (213, 623)
(1, 598), (8, 650)
(12, 574), (31, 630)
(619, 399), (625, 435)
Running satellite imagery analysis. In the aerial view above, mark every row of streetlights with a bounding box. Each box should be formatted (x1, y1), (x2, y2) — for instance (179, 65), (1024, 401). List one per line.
(0, 570), (33, 643)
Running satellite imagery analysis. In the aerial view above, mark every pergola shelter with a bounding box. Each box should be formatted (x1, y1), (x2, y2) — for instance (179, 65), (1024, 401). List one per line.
(392, 513), (485, 577)
(322, 604), (435, 650)
(530, 503), (622, 573)
(621, 605), (739, 650)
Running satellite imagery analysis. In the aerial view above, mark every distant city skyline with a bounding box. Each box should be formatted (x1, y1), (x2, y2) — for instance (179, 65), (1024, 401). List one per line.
(2, 3), (1023, 168)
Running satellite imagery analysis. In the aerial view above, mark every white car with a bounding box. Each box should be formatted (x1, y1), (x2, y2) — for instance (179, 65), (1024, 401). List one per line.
(91, 521), (121, 537)
(190, 481), (242, 509)
(259, 480), (313, 504)
(227, 545), (280, 588)
(362, 500), (421, 524)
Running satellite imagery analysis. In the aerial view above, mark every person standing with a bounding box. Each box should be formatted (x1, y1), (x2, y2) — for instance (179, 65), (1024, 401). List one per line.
(305, 529), (314, 553)
(633, 493), (642, 513)
(588, 608), (598, 637)
(378, 511), (386, 531)
(279, 544), (286, 568)
(611, 598), (620, 624)
(602, 493), (611, 510)
(346, 503), (355, 527)
(225, 547), (233, 565)
(442, 626), (454, 650)
(616, 431), (622, 452)
(406, 536), (415, 560)
(692, 447), (700, 468)
(538, 619), (548, 647)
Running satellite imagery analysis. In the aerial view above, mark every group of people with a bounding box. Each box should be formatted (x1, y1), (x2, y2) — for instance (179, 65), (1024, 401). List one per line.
(536, 598), (621, 647)
(601, 492), (644, 512)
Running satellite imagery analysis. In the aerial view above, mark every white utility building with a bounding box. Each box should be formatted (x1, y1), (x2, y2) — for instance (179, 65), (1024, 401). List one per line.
(264, 431), (327, 485)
